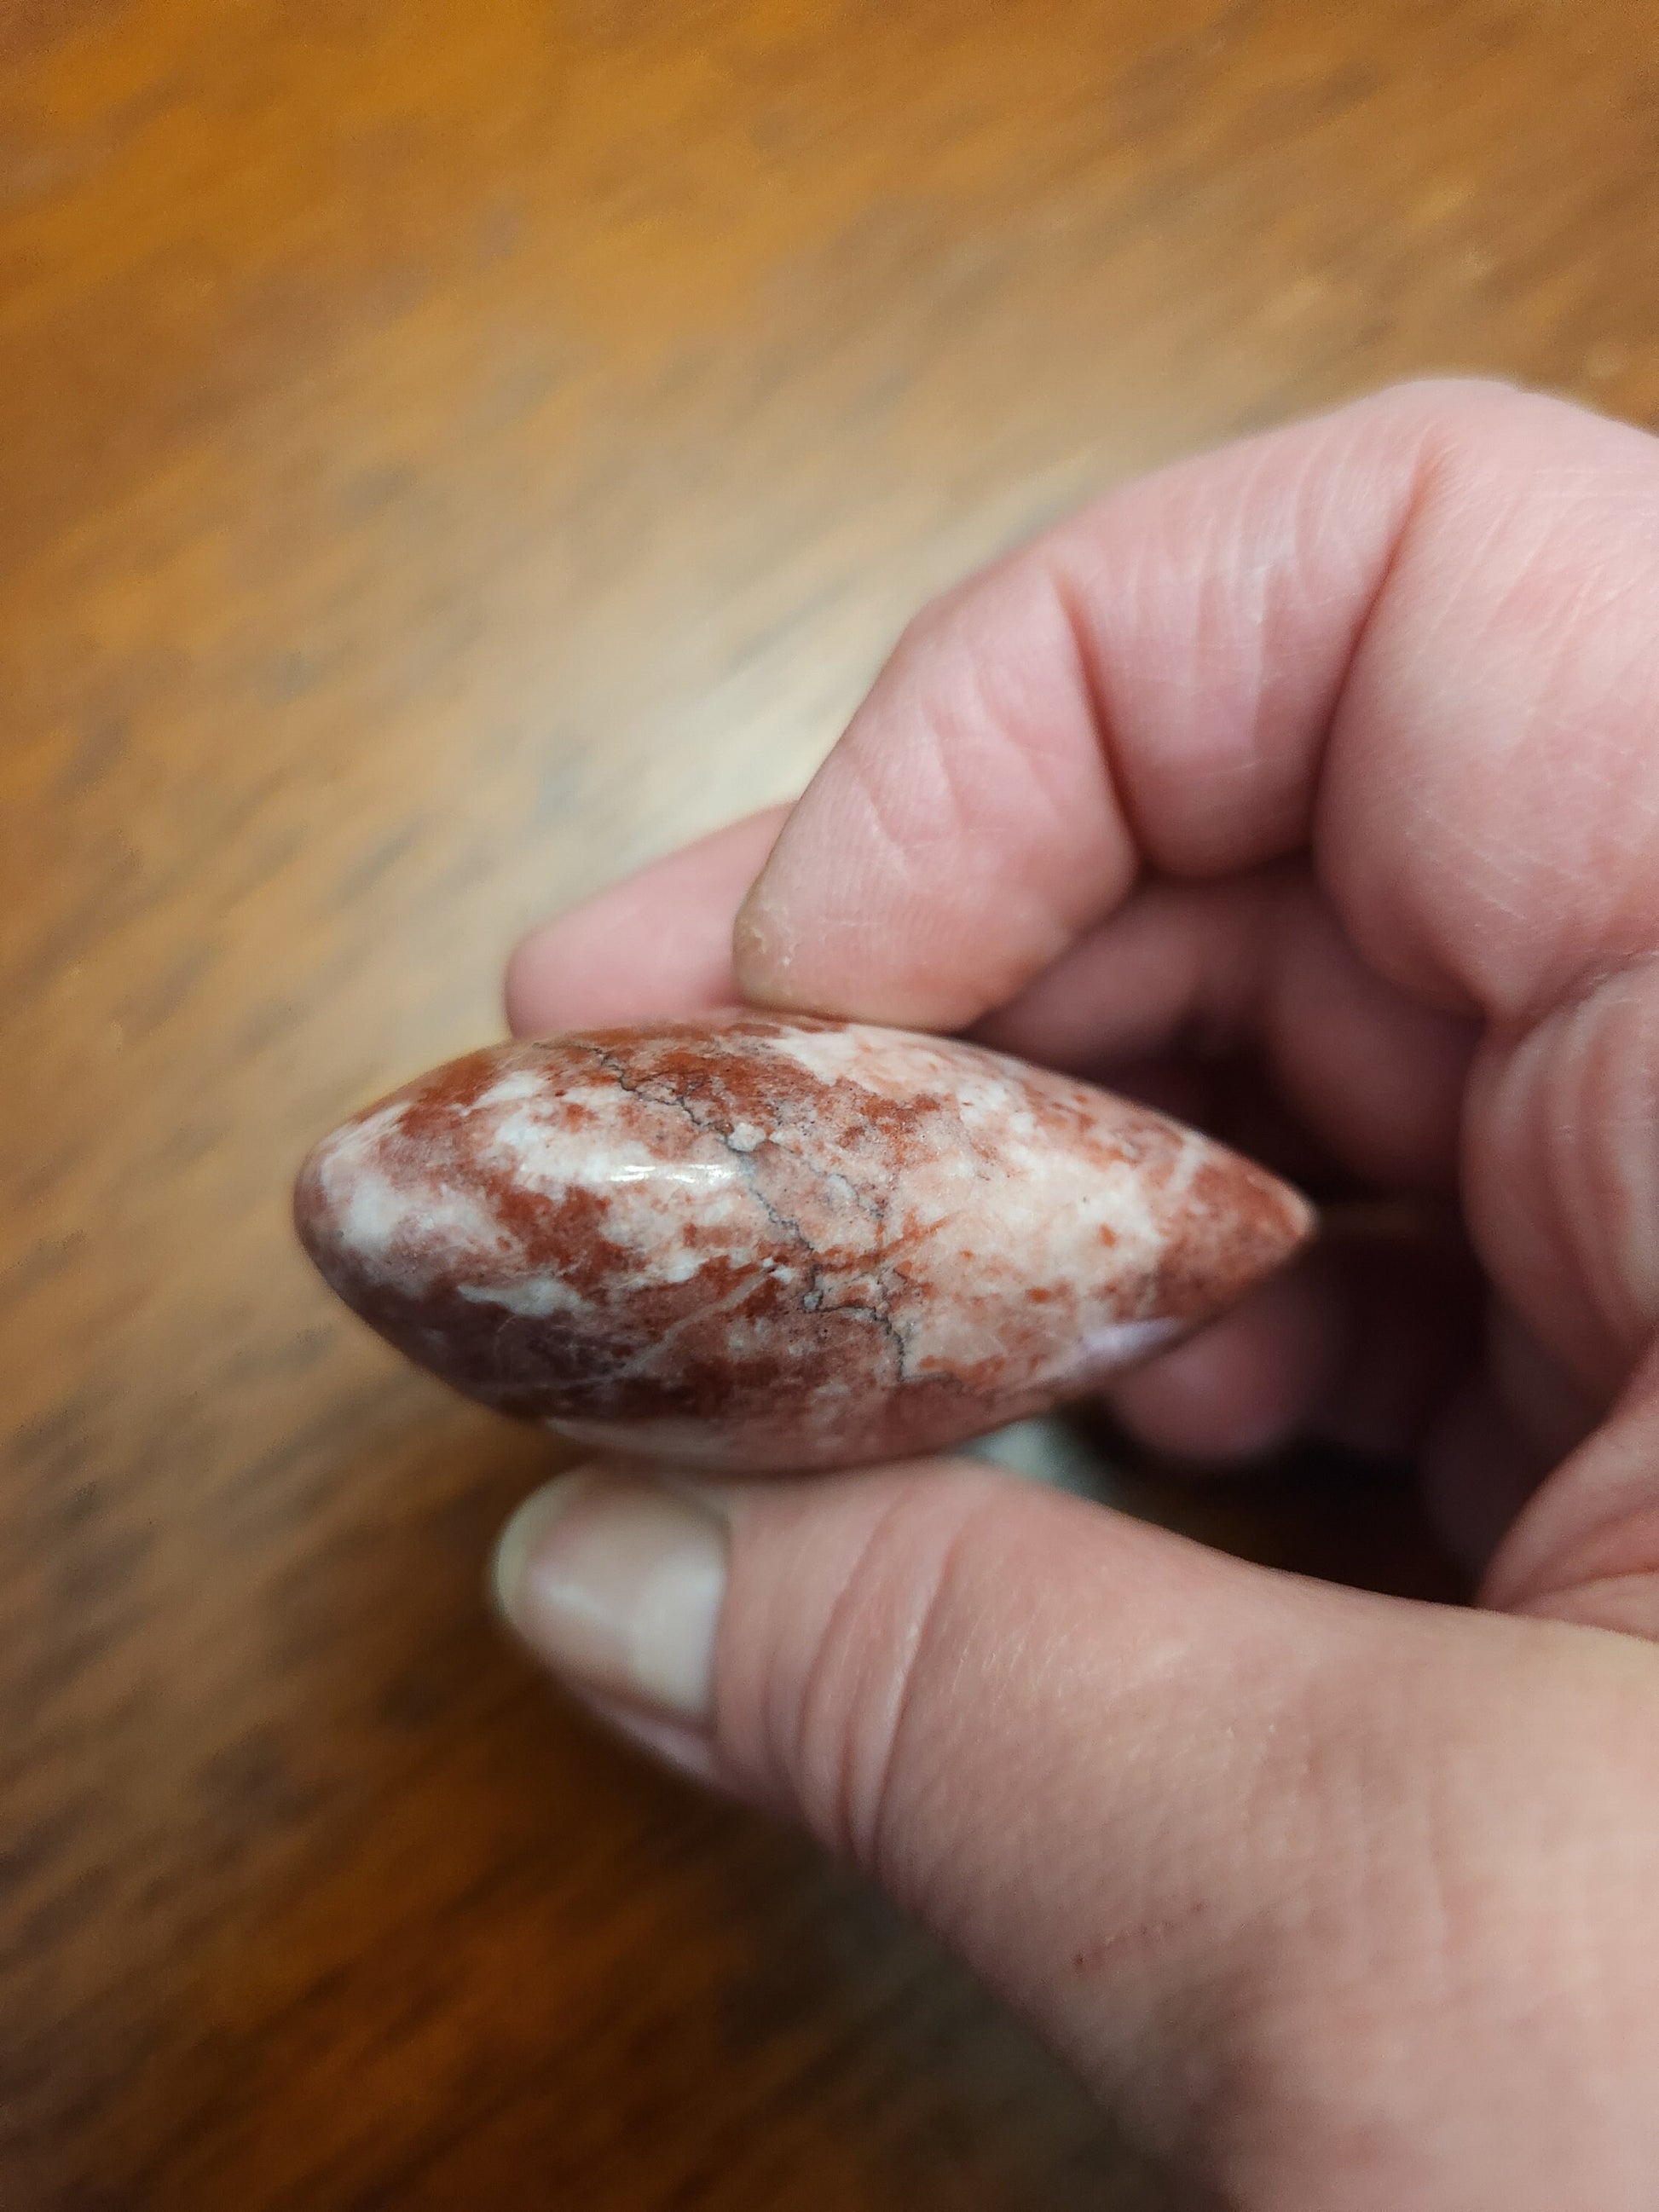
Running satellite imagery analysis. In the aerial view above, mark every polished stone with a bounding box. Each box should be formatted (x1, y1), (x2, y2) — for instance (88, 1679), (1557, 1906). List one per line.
(295, 1012), (1314, 1472)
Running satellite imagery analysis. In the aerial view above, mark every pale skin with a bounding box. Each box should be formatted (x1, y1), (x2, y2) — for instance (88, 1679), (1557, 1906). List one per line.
(493, 383), (1659, 2209)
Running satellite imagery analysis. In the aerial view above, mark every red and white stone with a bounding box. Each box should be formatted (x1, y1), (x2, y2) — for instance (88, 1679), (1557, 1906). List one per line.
(294, 1011), (1314, 1472)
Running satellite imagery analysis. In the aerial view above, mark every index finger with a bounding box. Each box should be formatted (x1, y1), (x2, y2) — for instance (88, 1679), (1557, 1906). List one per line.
(736, 378), (1659, 1034)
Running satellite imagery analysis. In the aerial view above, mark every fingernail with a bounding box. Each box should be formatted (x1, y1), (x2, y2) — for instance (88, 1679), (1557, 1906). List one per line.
(492, 1470), (726, 1724)
(732, 880), (795, 996)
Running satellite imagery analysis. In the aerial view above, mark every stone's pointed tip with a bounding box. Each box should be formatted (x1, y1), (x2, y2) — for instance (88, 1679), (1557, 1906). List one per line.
(1160, 1149), (1316, 1327)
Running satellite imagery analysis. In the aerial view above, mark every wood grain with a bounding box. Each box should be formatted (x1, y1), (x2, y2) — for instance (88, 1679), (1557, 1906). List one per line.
(2, 2), (1652, 2203)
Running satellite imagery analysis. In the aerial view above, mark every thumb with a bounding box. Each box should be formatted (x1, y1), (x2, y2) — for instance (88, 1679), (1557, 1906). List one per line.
(494, 1461), (1659, 2204)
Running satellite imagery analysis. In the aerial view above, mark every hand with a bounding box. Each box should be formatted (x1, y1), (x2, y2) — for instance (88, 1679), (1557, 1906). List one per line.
(493, 382), (1659, 2209)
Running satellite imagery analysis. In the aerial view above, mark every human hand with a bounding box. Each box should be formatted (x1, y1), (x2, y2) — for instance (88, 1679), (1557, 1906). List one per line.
(493, 383), (1659, 2209)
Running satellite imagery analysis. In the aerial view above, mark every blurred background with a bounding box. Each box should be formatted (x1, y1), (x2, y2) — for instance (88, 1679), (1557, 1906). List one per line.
(4, 3), (1655, 2204)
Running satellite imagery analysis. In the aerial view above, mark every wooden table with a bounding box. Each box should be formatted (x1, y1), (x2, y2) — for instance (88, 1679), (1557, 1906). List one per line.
(3, 3), (1650, 2203)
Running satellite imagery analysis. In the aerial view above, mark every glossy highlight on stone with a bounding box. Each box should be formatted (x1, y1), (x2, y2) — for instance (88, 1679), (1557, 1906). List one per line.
(294, 1012), (1315, 1472)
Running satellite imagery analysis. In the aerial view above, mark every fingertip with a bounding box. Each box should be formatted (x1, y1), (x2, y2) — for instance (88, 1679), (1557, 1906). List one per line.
(731, 867), (806, 1013)
(728, 563), (1136, 1026)
(1108, 1267), (1348, 1464)
(1110, 1210), (1483, 1470)
(502, 921), (563, 1037)
(504, 805), (791, 1037)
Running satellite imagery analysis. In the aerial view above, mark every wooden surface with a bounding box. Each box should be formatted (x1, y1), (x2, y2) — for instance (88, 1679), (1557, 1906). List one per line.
(3, 3), (1654, 2203)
